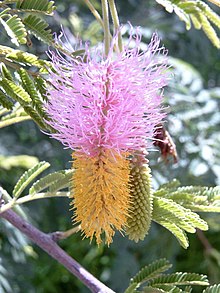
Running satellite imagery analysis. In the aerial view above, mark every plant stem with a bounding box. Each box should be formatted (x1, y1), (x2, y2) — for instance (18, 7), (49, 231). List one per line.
(108, 0), (123, 51)
(0, 191), (70, 213)
(101, 0), (110, 56)
(50, 225), (81, 242)
(196, 229), (213, 252)
(83, 0), (104, 28)
(0, 208), (115, 293)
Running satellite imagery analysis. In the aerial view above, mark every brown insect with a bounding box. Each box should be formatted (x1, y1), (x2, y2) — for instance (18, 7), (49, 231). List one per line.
(153, 124), (178, 163)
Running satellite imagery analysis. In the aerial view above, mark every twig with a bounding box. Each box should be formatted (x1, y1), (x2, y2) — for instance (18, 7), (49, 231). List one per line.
(50, 225), (81, 242)
(0, 208), (115, 293)
(0, 191), (70, 213)
(82, 0), (104, 28)
(196, 229), (213, 252)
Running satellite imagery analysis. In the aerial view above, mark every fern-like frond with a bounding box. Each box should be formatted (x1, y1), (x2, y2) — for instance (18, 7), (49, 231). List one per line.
(5, 48), (49, 70)
(124, 282), (139, 293)
(152, 196), (208, 248)
(49, 170), (74, 192)
(0, 75), (49, 129)
(29, 170), (73, 195)
(148, 284), (182, 292)
(0, 8), (27, 45)
(125, 259), (208, 293)
(17, 68), (48, 121)
(0, 78), (31, 104)
(23, 14), (53, 44)
(155, 184), (220, 212)
(1, 63), (13, 80)
(153, 218), (189, 248)
(0, 89), (13, 110)
(16, 0), (56, 15)
(143, 287), (166, 292)
(152, 182), (220, 247)
(148, 272), (209, 287)
(0, 103), (30, 128)
(12, 161), (50, 198)
(22, 104), (48, 129)
(202, 284), (220, 292)
(198, 12), (220, 48)
(34, 76), (48, 101)
(131, 259), (172, 284)
(156, 0), (220, 48)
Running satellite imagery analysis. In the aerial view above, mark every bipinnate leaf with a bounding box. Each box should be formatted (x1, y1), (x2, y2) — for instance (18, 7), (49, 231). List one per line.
(0, 89), (13, 110)
(203, 284), (220, 292)
(16, 0), (56, 15)
(0, 8), (27, 46)
(124, 282), (139, 293)
(156, 0), (220, 48)
(49, 170), (74, 192)
(13, 161), (50, 198)
(152, 196), (208, 248)
(23, 14), (53, 44)
(148, 272), (209, 287)
(0, 78), (31, 104)
(153, 219), (189, 249)
(0, 108), (30, 128)
(131, 259), (172, 284)
(29, 170), (73, 195)
(125, 258), (209, 293)
(17, 68), (48, 121)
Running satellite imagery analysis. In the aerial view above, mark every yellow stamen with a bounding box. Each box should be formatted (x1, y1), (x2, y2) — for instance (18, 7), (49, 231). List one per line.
(71, 150), (130, 245)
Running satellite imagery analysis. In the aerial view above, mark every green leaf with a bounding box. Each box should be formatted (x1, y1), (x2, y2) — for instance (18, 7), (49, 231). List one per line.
(16, 0), (56, 15)
(153, 219), (189, 249)
(49, 170), (73, 192)
(152, 196), (208, 247)
(0, 78), (31, 104)
(12, 161), (50, 198)
(1, 63), (13, 80)
(23, 14), (53, 44)
(124, 282), (139, 293)
(0, 114), (30, 128)
(148, 272), (209, 287)
(203, 284), (220, 292)
(29, 171), (71, 195)
(146, 284), (182, 292)
(0, 155), (38, 170)
(6, 49), (49, 69)
(22, 104), (48, 129)
(34, 78), (47, 103)
(143, 287), (166, 292)
(156, 0), (220, 48)
(197, 1), (220, 29)
(0, 8), (27, 46)
(0, 89), (13, 110)
(155, 183), (220, 214)
(17, 68), (48, 120)
(199, 13), (220, 48)
(131, 259), (172, 285)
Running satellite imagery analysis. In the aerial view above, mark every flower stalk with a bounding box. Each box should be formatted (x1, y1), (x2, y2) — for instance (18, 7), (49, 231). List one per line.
(82, 0), (104, 28)
(101, 0), (110, 56)
(108, 0), (123, 51)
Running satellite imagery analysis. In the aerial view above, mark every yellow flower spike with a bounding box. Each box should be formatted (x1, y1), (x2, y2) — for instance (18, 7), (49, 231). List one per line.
(126, 157), (153, 242)
(71, 150), (130, 245)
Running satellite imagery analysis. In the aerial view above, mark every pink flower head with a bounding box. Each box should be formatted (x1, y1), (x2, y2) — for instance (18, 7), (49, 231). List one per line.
(45, 29), (168, 157)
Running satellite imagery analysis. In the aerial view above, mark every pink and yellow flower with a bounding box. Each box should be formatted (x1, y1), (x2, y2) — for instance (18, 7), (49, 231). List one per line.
(45, 30), (168, 244)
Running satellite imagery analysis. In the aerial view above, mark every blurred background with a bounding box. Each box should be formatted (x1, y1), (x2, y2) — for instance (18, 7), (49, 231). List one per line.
(0, 0), (220, 292)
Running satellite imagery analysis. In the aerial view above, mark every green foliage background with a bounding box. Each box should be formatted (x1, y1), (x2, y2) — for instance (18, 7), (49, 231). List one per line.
(0, 0), (220, 292)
